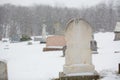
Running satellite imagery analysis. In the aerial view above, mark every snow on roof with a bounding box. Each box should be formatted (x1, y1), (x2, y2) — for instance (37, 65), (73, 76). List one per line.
(114, 22), (120, 32)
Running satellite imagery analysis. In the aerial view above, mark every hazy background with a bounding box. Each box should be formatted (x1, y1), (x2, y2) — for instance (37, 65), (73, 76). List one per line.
(0, 0), (120, 41)
(0, 0), (107, 8)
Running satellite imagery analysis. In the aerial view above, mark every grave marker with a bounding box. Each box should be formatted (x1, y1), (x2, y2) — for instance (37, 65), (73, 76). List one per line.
(0, 61), (8, 80)
(56, 19), (99, 80)
(64, 19), (95, 74)
(114, 22), (120, 41)
(41, 24), (47, 43)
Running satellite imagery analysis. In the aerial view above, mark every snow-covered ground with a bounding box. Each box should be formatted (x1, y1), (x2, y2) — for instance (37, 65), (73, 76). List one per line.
(0, 32), (120, 80)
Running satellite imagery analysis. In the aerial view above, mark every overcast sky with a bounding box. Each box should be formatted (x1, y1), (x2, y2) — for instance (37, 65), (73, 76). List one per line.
(0, 0), (107, 8)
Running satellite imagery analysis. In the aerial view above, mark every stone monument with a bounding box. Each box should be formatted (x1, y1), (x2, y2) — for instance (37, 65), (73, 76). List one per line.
(55, 19), (99, 80)
(63, 19), (95, 75)
(41, 24), (47, 43)
(0, 61), (8, 80)
(114, 22), (120, 41)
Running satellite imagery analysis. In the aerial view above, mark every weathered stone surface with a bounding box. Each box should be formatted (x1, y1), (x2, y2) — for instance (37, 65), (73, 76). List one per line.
(0, 61), (8, 80)
(64, 19), (95, 74)
(46, 35), (66, 47)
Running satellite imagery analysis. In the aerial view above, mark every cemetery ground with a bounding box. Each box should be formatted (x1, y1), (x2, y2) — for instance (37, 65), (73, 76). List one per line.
(0, 32), (120, 80)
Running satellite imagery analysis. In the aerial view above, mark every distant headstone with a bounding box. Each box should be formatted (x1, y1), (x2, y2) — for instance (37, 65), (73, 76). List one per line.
(90, 35), (98, 53)
(43, 35), (66, 51)
(64, 19), (95, 75)
(34, 36), (42, 41)
(0, 35), (2, 40)
(62, 45), (67, 57)
(46, 36), (66, 47)
(90, 40), (97, 51)
(0, 61), (8, 80)
(41, 24), (47, 43)
(27, 41), (32, 45)
(118, 63), (120, 74)
(114, 22), (120, 41)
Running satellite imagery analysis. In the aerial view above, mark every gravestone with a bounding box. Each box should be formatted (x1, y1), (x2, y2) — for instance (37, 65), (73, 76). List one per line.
(114, 22), (120, 41)
(34, 36), (42, 41)
(41, 24), (47, 43)
(43, 35), (66, 51)
(90, 35), (98, 54)
(0, 61), (8, 80)
(64, 19), (95, 74)
(118, 63), (120, 74)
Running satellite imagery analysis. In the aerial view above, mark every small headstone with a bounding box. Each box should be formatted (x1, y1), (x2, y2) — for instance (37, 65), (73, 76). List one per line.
(90, 40), (97, 51)
(46, 36), (66, 47)
(90, 39), (98, 54)
(90, 35), (97, 52)
(27, 41), (32, 45)
(0, 61), (8, 80)
(118, 63), (120, 74)
(62, 45), (67, 57)
(43, 35), (66, 51)
(34, 36), (42, 41)
(0, 35), (2, 40)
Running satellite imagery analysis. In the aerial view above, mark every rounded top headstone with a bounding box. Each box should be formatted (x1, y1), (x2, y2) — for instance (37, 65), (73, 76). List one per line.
(65, 18), (92, 45)
(63, 18), (95, 74)
(65, 18), (92, 32)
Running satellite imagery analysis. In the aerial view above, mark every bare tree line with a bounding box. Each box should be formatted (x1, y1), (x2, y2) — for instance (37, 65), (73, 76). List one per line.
(0, 1), (119, 39)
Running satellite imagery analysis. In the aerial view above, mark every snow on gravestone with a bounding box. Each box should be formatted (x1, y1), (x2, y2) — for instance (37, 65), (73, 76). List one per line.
(0, 61), (8, 80)
(63, 19), (95, 75)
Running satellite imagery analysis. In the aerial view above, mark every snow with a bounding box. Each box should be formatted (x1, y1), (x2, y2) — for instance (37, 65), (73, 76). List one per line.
(0, 41), (64, 80)
(66, 72), (94, 76)
(93, 32), (120, 71)
(46, 46), (63, 48)
(0, 32), (120, 80)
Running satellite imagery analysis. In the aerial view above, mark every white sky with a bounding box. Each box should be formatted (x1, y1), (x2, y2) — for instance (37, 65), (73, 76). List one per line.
(0, 0), (107, 8)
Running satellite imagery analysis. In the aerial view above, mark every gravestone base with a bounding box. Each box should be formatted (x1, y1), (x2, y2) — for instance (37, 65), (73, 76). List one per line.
(40, 41), (46, 44)
(92, 51), (98, 54)
(63, 64), (95, 74)
(43, 47), (63, 51)
(114, 32), (120, 41)
(40, 40), (46, 44)
(55, 71), (99, 80)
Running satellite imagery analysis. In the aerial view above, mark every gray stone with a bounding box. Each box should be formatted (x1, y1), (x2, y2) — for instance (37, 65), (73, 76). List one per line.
(41, 24), (47, 43)
(0, 61), (8, 80)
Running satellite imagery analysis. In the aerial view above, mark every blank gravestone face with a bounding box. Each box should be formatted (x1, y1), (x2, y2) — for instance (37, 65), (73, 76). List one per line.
(0, 61), (7, 80)
(64, 19), (95, 74)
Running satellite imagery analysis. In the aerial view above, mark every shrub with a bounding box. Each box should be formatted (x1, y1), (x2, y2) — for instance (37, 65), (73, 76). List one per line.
(20, 35), (31, 41)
